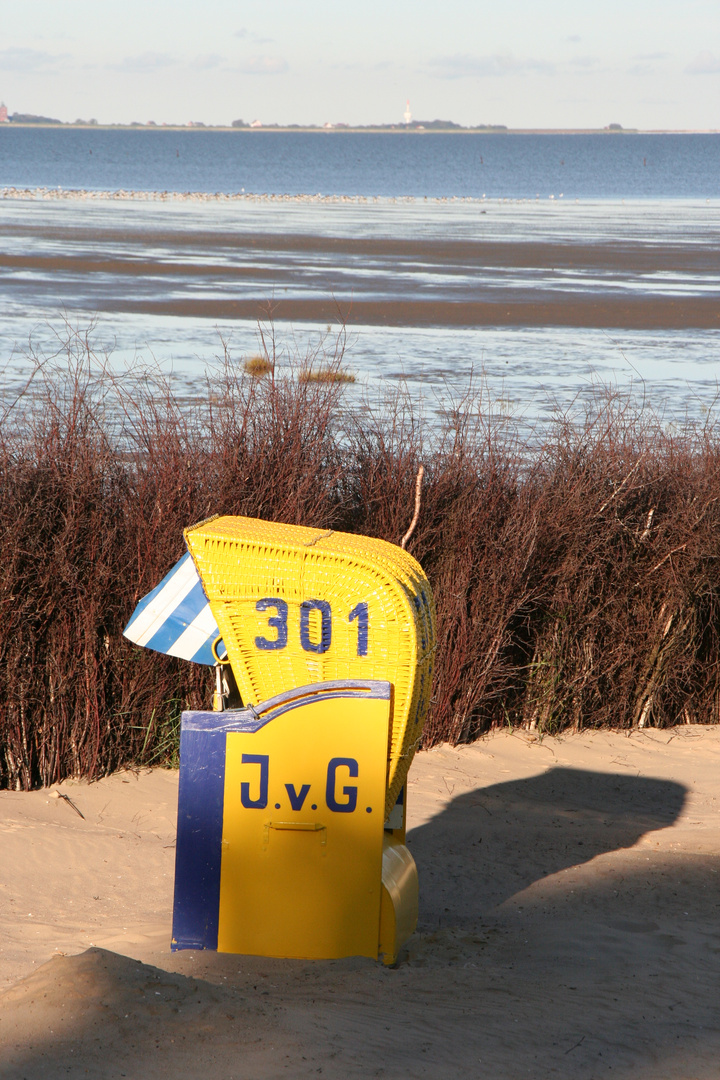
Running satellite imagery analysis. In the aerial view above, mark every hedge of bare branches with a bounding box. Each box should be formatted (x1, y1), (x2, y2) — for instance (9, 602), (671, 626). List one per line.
(2, 330), (720, 789)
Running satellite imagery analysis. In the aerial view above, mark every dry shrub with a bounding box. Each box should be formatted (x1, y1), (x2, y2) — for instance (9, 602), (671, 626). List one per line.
(0, 329), (349, 789)
(416, 394), (720, 743)
(298, 366), (356, 384)
(2, 327), (720, 789)
(243, 355), (273, 377)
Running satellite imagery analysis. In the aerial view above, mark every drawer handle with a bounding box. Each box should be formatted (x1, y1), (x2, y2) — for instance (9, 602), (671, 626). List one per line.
(263, 821), (327, 846)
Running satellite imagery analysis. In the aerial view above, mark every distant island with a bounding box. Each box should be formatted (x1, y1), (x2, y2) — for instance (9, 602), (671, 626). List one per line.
(2, 108), (712, 134)
(0, 109), (509, 132)
(227, 118), (510, 132)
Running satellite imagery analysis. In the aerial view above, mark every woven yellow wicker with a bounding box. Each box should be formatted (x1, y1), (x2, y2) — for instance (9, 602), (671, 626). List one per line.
(184, 516), (436, 816)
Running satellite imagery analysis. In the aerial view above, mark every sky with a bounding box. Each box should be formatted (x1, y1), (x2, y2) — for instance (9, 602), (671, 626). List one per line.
(0, 0), (719, 129)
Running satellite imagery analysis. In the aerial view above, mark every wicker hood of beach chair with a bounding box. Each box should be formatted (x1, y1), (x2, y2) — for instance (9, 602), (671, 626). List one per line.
(184, 514), (436, 818)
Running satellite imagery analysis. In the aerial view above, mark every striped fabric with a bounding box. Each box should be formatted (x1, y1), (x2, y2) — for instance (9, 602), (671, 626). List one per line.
(123, 552), (220, 665)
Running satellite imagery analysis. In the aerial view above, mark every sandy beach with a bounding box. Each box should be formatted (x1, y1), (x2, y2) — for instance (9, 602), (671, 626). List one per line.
(2, 727), (720, 1079)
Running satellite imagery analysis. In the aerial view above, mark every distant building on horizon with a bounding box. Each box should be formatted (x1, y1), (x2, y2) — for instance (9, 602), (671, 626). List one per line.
(0, 103), (8, 124)
(403, 100), (412, 125)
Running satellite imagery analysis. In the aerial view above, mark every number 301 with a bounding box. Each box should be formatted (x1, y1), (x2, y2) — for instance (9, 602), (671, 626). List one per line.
(255, 598), (368, 657)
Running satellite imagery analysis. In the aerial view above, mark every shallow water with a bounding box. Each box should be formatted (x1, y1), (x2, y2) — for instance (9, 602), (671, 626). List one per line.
(3, 306), (718, 437)
(0, 193), (718, 430)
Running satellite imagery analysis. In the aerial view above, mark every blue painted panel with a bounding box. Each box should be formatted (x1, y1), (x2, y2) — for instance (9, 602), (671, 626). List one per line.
(171, 725), (226, 951)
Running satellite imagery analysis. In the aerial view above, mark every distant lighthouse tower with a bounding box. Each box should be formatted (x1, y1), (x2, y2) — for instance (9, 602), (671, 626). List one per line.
(403, 99), (412, 125)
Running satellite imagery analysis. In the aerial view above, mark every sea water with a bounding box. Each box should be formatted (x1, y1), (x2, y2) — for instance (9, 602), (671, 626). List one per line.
(1, 128), (720, 200)
(0, 128), (718, 429)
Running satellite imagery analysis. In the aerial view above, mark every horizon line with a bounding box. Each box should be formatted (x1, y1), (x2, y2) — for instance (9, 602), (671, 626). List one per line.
(1, 119), (718, 135)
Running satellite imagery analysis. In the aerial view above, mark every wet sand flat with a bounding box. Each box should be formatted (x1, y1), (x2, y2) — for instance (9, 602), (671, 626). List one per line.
(3, 240), (718, 328)
(1, 195), (719, 331)
(109, 294), (720, 329)
(2, 728), (720, 1079)
(1, 196), (719, 425)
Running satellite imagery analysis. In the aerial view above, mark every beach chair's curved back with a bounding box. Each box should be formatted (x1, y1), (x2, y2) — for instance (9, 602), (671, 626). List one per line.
(184, 515), (436, 816)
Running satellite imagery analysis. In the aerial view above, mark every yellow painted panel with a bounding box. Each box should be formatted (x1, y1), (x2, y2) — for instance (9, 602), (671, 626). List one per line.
(217, 692), (390, 959)
(185, 515), (436, 815)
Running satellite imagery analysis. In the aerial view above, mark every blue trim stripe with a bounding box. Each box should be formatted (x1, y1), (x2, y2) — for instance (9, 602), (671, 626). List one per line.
(181, 680), (392, 734)
(171, 725), (227, 951)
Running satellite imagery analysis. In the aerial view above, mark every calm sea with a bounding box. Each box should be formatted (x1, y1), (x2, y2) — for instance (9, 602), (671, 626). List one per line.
(1, 128), (719, 200)
(0, 128), (718, 430)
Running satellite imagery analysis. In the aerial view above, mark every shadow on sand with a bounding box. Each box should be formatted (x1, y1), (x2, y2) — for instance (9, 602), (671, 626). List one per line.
(406, 765), (687, 924)
(6, 767), (720, 1080)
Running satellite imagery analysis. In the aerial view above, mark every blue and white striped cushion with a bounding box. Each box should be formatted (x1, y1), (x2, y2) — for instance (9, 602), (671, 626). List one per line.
(123, 552), (220, 665)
